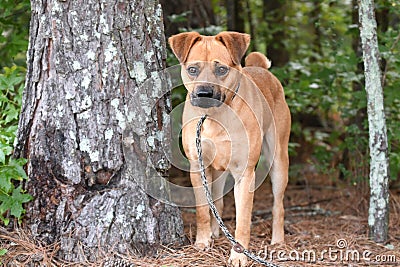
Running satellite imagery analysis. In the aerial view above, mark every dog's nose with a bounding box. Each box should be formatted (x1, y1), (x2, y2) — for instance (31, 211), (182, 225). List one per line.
(196, 85), (214, 98)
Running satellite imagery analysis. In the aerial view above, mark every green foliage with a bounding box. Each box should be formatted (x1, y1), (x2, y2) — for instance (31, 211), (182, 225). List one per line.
(268, 7), (364, 179)
(377, 1), (400, 177)
(168, 11), (192, 24)
(0, 66), (31, 225)
(0, 0), (30, 68)
(0, 0), (31, 225)
(0, 248), (7, 256)
(0, 248), (7, 264)
(267, 0), (400, 182)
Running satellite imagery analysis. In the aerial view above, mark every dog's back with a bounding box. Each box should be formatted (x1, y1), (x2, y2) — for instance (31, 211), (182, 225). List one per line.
(243, 52), (285, 113)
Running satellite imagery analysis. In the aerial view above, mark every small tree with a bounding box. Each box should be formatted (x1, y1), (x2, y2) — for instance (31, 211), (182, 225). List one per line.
(358, 0), (390, 243)
(14, 0), (184, 262)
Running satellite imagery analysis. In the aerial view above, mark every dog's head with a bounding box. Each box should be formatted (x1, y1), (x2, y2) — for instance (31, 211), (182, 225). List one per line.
(169, 31), (250, 108)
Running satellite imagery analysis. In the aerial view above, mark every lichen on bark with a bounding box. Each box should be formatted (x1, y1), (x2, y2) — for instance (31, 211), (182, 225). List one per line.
(358, 0), (390, 243)
(15, 0), (183, 261)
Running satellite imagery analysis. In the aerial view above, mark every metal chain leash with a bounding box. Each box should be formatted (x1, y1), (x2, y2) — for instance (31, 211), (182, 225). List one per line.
(195, 114), (280, 267)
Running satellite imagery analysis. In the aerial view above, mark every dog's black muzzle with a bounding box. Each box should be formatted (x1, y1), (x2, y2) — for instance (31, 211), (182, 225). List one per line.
(190, 85), (225, 108)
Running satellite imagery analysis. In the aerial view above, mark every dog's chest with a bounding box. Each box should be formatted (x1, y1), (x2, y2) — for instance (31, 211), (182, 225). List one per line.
(199, 119), (252, 171)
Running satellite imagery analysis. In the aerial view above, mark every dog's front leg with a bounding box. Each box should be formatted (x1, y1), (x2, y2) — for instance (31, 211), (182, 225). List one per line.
(191, 167), (213, 250)
(229, 169), (255, 267)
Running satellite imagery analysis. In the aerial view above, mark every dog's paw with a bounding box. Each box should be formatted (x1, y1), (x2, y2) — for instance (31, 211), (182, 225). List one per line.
(271, 236), (284, 245)
(211, 222), (220, 238)
(194, 237), (212, 251)
(228, 249), (248, 267)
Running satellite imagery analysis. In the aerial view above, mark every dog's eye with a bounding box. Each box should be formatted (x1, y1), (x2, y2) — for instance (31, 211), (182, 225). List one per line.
(216, 66), (229, 76)
(187, 66), (199, 76)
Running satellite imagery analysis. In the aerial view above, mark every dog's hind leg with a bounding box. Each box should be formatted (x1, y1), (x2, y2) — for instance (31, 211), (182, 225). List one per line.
(268, 132), (289, 244)
(270, 149), (288, 244)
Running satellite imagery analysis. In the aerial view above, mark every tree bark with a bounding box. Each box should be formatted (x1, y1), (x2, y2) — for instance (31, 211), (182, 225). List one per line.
(15, 0), (184, 262)
(263, 0), (289, 67)
(310, 0), (322, 60)
(358, 0), (390, 243)
(160, 0), (216, 37)
(244, 0), (257, 51)
(226, 0), (245, 33)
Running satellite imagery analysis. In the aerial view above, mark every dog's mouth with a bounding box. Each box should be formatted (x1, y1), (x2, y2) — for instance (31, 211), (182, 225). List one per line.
(190, 85), (225, 108)
(190, 93), (225, 108)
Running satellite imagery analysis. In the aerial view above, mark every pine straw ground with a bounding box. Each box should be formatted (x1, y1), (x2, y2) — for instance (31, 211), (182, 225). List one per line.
(1, 179), (400, 267)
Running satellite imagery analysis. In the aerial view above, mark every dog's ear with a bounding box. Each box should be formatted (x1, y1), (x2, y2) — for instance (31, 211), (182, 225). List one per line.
(215, 32), (250, 65)
(168, 32), (202, 63)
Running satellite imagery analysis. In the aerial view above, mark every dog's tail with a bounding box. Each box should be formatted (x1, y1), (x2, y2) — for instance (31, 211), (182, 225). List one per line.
(245, 52), (271, 69)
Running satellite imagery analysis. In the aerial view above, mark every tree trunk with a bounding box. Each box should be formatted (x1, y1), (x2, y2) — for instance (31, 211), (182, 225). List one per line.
(310, 0), (322, 60)
(244, 0), (257, 51)
(226, 0), (245, 33)
(358, 0), (390, 243)
(160, 0), (216, 37)
(263, 0), (289, 67)
(15, 0), (184, 262)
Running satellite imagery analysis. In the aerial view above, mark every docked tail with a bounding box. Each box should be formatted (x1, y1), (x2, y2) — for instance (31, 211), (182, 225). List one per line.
(245, 52), (271, 69)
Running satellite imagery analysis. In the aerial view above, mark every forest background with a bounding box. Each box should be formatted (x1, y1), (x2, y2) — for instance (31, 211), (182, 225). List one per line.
(0, 0), (399, 226)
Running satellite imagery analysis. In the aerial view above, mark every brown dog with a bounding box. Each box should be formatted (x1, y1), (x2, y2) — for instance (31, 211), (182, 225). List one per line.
(169, 31), (291, 267)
